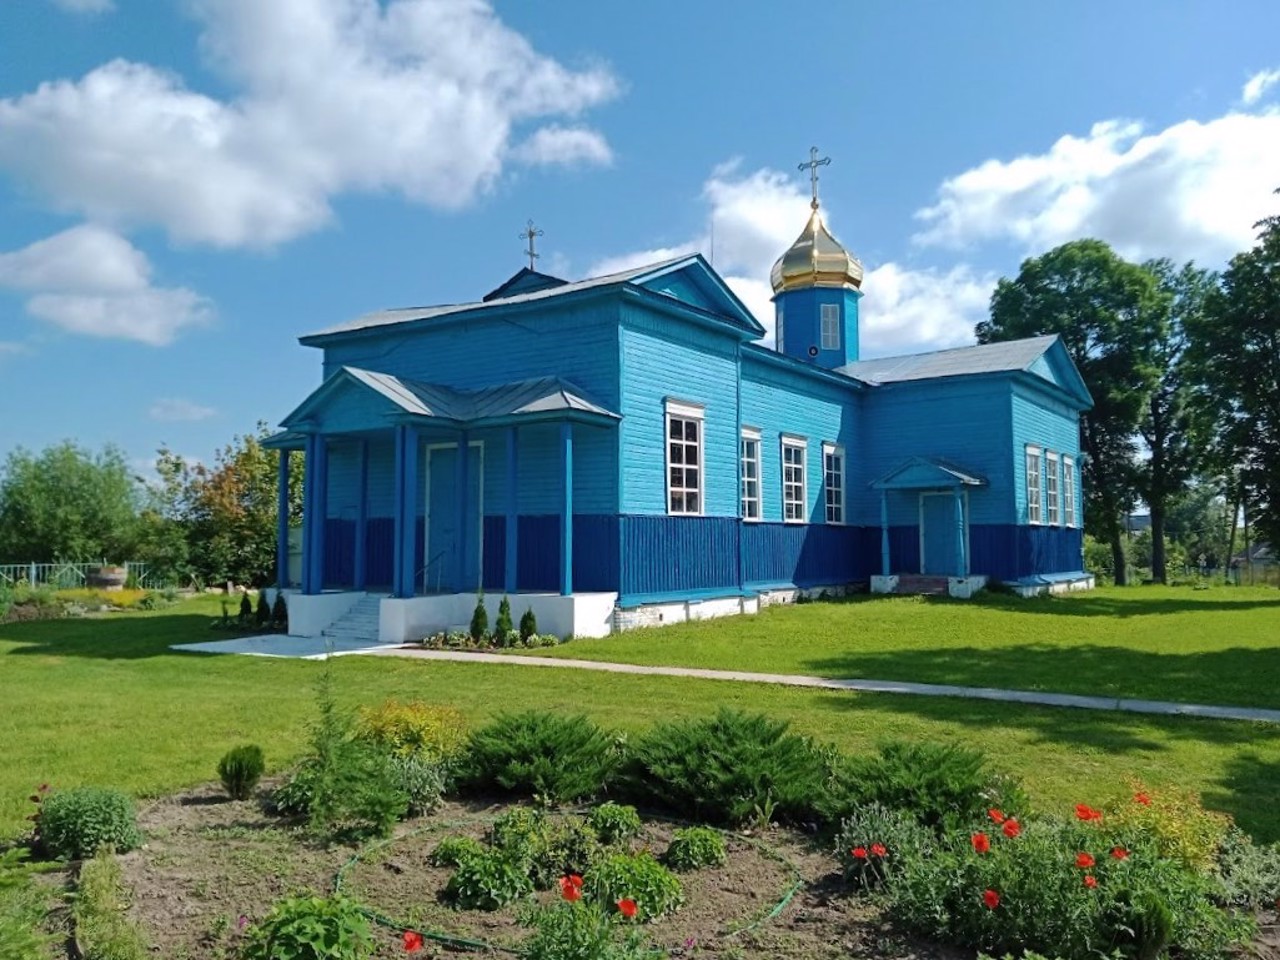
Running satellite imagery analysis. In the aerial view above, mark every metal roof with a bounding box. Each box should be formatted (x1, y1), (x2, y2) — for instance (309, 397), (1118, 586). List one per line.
(839, 335), (1061, 385)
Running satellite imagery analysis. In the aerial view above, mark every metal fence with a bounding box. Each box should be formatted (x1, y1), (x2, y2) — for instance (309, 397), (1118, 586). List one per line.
(0, 562), (167, 590)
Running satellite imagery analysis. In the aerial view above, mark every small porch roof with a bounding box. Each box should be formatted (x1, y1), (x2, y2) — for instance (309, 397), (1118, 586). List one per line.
(871, 456), (988, 490)
(271, 366), (620, 443)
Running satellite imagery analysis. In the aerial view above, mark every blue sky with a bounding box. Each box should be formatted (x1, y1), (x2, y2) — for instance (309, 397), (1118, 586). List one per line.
(1, 0), (1278, 475)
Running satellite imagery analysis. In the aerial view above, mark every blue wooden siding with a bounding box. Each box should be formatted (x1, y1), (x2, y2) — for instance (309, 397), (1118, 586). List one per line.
(1011, 382), (1082, 526)
(740, 523), (872, 587)
(618, 308), (741, 516)
(320, 299), (623, 411)
(772, 286), (862, 367)
(970, 525), (1085, 580)
(619, 516), (740, 596)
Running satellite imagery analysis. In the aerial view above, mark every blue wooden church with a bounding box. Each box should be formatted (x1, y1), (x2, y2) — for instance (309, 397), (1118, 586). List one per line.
(266, 165), (1093, 641)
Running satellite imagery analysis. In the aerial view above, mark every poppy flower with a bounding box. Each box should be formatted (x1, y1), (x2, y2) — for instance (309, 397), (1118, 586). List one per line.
(1002, 818), (1021, 839)
(1110, 846), (1129, 860)
(568, 874), (583, 888)
(617, 898), (638, 919)
(870, 843), (887, 857)
(851, 846), (868, 860)
(1075, 804), (1102, 822)
(1134, 792), (1152, 806)
(983, 889), (1000, 909)
(971, 832), (991, 854)
(1083, 875), (1098, 889)
(1076, 852), (1096, 869)
(403, 930), (424, 953)
(987, 808), (1006, 824)
(559, 876), (583, 902)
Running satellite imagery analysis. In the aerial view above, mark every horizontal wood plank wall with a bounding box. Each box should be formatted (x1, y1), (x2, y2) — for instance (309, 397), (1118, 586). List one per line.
(1011, 382), (1083, 527)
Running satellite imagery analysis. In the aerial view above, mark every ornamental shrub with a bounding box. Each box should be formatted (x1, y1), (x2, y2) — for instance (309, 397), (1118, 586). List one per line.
(255, 591), (271, 625)
(664, 827), (727, 871)
(388, 754), (447, 817)
(241, 894), (374, 960)
(218, 744), (265, 801)
(354, 699), (468, 763)
(588, 803), (642, 846)
(37, 787), (142, 860)
(835, 802), (934, 892)
(430, 835), (484, 868)
(271, 592), (288, 628)
(622, 708), (826, 826)
(1105, 782), (1231, 872)
(495, 596), (514, 636)
(460, 711), (621, 804)
(445, 849), (534, 911)
(520, 607), (538, 641)
(489, 807), (551, 864)
(1215, 826), (1280, 909)
(534, 818), (604, 889)
(239, 592), (253, 620)
(470, 594), (489, 641)
(585, 851), (683, 920)
(519, 900), (651, 960)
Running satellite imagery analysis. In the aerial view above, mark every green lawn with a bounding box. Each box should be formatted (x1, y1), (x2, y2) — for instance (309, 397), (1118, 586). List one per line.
(2, 591), (1279, 847)
(523, 585), (1280, 710)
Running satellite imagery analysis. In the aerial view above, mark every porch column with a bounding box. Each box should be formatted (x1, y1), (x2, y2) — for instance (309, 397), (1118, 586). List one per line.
(455, 431), (470, 593)
(302, 435), (328, 595)
(559, 421), (573, 596)
(392, 425), (419, 599)
(954, 489), (967, 577)
(276, 448), (290, 590)
(879, 490), (890, 577)
(504, 426), (518, 594)
(353, 439), (368, 591)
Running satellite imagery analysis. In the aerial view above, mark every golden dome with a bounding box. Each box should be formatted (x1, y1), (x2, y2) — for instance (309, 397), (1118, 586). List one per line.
(769, 205), (864, 294)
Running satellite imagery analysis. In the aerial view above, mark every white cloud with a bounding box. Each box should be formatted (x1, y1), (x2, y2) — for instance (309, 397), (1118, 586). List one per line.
(149, 398), (217, 421)
(913, 111), (1280, 264)
(860, 263), (995, 355)
(1242, 68), (1280, 105)
(49, 0), (114, 12)
(0, 225), (213, 345)
(0, 0), (618, 249)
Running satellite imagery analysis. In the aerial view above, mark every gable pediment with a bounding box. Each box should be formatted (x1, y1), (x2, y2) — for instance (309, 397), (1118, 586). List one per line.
(633, 256), (766, 336)
(872, 457), (988, 490)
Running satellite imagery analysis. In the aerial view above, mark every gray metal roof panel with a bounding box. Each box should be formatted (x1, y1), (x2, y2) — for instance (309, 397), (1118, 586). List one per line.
(839, 335), (1059, 385)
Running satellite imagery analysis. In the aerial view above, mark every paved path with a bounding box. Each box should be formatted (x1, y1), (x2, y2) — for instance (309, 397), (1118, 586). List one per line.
(363, 647), (1280, 724)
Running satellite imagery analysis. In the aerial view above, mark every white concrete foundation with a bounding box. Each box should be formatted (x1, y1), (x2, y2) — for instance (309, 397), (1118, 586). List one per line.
(1008, 573), (1096, 597)
(870, 575), (899, 594)
(281, 590), (364, 637)
(947, 575), (989, 599)
(379, 591), (619, 643)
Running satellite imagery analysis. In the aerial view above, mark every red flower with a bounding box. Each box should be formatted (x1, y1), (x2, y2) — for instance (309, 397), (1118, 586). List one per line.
(568, 874), (583, 889)
(1001, 818), (1021, 839)
(870, 843), (887, 857)
(1076, 852), (1096, 869)
(987, 808), (1006, 824)
(851, 846), (868, 860)
(1083, 875), (1098, 889)
(983, 889), (1000, 910)
(403, 930), (424, 953)
(1134, 792), (1152, 806)
(971, 832), (991, 854)
(559, 876), (583, 902)
(617, 899), (638, 919)
(1111, 847), (1130, 860)
(1075, 804), (1102, 822)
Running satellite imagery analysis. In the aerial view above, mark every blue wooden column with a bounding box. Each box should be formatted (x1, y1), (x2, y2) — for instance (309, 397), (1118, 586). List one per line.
(559, 421), (573, 596)
(455, 431), (470, 593)
(353, 439), (369, 591)
(302, 435), (328, 594)
(954, 489), (967, 577)
(276, 449), (290, 590)
(392, 425), (418, 598)
(879, 490), (890, 577)
(504, 426), (518, 593)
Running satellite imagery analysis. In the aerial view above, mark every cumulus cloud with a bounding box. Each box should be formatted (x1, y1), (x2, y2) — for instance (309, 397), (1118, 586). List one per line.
(49, 0), (114, 12)
(0, 0), (619, 248)
(913, 111), (1280, 264)
(860, 263), (995, 355)
(1242, 68), (1280, 105)
(0, 225), (213, 345)
(149, 398), (217, 421)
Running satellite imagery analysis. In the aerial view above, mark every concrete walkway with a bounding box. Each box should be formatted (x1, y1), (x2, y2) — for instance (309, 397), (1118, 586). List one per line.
(363, 647), (1280, 724)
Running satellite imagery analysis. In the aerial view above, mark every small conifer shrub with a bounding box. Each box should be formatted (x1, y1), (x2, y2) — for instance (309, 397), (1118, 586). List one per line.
(519, 606), (538, 641)
(256, 591), (271, 625)
(271, 592), (288, 629)
(470, 594), (489, 641)
(239, 592), (253, 620)
(495, 596), (514, 636)
(218, 744), (266, 800)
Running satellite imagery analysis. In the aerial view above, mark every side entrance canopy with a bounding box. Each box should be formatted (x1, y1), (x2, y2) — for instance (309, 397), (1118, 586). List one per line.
(871, 457), (987, 578)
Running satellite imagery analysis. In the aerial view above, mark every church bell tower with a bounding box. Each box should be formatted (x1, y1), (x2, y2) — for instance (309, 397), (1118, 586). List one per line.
(770, 148), (864, 369)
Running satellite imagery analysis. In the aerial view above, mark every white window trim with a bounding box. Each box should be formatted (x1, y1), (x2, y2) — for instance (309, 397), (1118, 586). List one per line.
(1045, 451), (1060, 526)
(820, 303), (840, 351)
(822, 441), (845, 525)
(1063, 456), (1077, 527)
(665, 399), (704, 517)
(781, 435), (808, 524)
(1025, 444), (1043, 525)
(740, 427), (762, 522)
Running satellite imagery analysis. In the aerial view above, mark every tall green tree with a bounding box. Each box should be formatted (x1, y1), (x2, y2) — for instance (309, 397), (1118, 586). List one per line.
(1187, 196), (1280, 550)
(1136, 260), (1217, 583)
(978, 239), (1166, 584)
(0, 442), (141, 562)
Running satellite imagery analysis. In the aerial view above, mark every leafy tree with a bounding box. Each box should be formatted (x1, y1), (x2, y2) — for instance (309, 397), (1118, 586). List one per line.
(1186, 196), (1280, 551)
(1135, 260), (1217, 583)
(0, 442), (141, 562)
(979, 240), (1166, 584)
(1164, 482), (1232, 571)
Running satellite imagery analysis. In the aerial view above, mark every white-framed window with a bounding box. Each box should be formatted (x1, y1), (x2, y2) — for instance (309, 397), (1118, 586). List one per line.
(740, 427), (761, 521)
(665, 399), (703, 515)
(823, 442), (845, 524)
(1045, 451), (1060, 525)
(820, 303), (840, 351)
(1025, 445), (1042, 524)
(782, 436), (807, 523)
(776, 303), (785, 353)
(1063, 456), (1077, 527)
